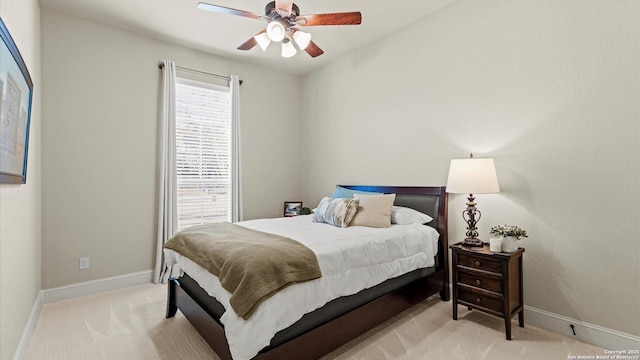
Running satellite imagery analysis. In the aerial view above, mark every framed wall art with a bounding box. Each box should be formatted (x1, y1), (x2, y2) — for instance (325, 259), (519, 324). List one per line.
(0, 17), (34, 184)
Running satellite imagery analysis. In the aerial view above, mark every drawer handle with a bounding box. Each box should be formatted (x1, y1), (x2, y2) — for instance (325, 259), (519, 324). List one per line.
(475, 279), (482, 285)
(475, 260), (481, 266)
(476, 297), (482, 303)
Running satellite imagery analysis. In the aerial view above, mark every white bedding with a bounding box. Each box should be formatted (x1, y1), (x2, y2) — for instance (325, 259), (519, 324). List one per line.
(164, 215), (439, 360)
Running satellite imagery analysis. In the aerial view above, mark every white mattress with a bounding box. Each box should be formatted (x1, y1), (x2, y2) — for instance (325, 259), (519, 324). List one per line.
(164, 215), (440, 360)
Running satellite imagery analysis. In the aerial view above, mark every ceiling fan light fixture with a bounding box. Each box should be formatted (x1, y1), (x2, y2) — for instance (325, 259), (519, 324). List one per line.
(293, 30), (311, 50)
(196, 1), (362, 58)
(254, 32), (271, 51)
(266, 21), (286, 42)
(281, 39), (297, 58)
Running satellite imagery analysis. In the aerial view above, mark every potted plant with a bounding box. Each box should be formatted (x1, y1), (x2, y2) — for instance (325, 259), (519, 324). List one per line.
(489, 225), (528, 252)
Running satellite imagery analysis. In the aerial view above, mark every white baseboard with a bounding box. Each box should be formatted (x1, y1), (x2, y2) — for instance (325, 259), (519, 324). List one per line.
(13, 291), (44, 360)
(447, 284), (638, 351)
(524, 305), (640, 350)
(42, 270), (154, 303)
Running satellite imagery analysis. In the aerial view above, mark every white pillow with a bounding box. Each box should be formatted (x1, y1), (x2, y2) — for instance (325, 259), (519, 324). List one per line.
(391, 206), (433, 225)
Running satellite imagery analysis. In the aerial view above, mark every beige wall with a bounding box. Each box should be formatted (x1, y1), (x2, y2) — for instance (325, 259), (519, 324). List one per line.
(301, 0), (639, 336)
(0, 0), (41, 359)
(40, 10), (302, 289)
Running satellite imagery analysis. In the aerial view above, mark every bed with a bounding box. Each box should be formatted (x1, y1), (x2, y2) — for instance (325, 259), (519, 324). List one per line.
(165, 185), (449, 360)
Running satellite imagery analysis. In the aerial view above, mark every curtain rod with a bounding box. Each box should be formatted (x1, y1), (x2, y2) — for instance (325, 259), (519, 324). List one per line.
(157, 63), (243, 85)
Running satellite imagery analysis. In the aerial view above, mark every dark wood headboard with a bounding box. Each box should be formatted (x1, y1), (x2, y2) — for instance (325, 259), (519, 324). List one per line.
(339, 185), (449, 272)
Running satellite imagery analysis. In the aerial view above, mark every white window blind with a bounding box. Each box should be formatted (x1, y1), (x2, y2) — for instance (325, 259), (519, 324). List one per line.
(175, 77), (232, 231)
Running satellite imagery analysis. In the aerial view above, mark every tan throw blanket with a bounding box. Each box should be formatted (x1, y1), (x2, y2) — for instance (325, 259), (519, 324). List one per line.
(164, 222), (322, 320)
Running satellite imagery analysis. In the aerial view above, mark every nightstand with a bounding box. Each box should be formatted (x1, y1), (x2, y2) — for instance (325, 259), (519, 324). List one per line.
(450, 242), (524, 340)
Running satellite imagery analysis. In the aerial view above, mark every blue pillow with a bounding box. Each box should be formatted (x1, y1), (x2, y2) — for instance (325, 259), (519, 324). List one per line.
(331, 186), (382, 199)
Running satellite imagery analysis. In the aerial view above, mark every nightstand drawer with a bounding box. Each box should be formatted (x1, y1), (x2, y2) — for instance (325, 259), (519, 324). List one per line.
(459, 288), (503, 313)
(458, 271), (503, 293)
(458, 254), (502, 273)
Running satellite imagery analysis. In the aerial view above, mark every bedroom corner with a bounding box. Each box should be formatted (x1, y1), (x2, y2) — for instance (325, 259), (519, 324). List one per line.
(0, 0), (42, 360)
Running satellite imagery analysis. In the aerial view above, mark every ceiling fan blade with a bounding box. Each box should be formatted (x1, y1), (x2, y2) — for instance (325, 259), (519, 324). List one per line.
(296, 12), (362, 26)
(197, 2), (269, 21)
(237, 37), (258, 51)
(304, 40), (324, 58)
(237, 29), (267, 51)
(275, 0), (294, 17)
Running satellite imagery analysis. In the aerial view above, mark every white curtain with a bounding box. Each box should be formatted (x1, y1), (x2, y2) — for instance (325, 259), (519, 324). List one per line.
(230, 75), (243, 222)
(154, 60), (178, 284)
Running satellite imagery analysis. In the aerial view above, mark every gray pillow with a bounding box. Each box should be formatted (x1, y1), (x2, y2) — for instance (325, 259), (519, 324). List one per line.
(312, 197), (360, 228)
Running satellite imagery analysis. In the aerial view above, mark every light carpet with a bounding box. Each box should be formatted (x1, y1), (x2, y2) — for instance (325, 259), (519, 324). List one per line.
(25, 283), (605, 359)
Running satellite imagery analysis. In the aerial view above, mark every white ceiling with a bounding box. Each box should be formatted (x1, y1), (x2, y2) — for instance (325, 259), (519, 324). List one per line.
(38, 0), (457, 75)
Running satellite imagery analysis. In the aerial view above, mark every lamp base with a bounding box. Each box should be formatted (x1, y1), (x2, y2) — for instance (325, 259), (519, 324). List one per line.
(462, 237), (484, 247)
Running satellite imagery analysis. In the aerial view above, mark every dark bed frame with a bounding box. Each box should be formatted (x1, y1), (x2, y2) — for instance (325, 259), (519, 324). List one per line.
(166, 185), (449, 360)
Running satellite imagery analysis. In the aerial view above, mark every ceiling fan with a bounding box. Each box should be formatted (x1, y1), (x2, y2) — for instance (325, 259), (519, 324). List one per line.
(196, 1), (362, 58)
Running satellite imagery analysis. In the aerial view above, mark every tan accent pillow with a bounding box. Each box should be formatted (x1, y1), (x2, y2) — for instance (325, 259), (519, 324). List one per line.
(349, 193), (396, 228)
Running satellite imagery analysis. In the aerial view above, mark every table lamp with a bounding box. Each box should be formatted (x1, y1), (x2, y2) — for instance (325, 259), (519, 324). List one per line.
(446, 154), (500, 247)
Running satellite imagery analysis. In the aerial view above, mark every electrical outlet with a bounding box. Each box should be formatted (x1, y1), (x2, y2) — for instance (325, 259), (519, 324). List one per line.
(79, 257), (90, 270)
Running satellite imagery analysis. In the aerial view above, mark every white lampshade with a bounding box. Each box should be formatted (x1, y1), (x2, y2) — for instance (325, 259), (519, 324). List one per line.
(281, 40), (297, 58)
(254, 32), (271, 51)
(266, 21), (286, 42)
(293, 30), (311, 49)
(446, 158), (500, 194)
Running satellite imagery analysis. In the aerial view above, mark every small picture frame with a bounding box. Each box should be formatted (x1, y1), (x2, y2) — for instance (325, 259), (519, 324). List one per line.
(284, 201), (303, 217)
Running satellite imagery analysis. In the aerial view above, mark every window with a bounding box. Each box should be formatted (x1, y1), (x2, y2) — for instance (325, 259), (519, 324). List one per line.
(175, 77), (232, 230)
